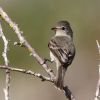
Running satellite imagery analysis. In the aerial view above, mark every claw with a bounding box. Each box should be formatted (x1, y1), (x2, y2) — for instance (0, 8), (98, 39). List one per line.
(44, 58), (53, 64)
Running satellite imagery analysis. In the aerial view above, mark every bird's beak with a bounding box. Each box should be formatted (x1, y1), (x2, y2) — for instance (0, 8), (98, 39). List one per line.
(51, 26), (62, 31)
(51, 27), (57, 31)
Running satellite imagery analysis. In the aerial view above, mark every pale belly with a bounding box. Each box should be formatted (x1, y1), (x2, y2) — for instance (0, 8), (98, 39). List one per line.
(50, 51), (61, 70)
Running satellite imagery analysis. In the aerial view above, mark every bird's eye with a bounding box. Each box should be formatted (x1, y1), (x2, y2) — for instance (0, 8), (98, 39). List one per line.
(62, 27), (65, 30)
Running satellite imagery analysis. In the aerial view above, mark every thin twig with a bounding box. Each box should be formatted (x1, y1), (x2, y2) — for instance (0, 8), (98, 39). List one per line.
(0, 7), (55, 80)
(94, 40), (100, 100)
(0, 22), (10, 100)
(0, 7), (75, 100)
(96, 40), (100, 55)
(0, 64), (75, 100)
(0, 65), (52, 82)
(63, 86), (75, 100)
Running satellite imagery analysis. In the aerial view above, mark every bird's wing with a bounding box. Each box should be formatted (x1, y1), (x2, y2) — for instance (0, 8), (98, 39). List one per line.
(48, 37), (70, 64)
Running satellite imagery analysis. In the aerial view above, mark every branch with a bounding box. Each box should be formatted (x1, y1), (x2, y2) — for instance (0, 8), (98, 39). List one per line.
(0, 22), (9, 66)
(0, 22), (10, 100)
(0, 7), (55, 80)
(94, 40), (100, 100)
(63, 86), (75, 100)
(0, 65), (52, 82)
(0, 65), (75, 100)
(0, 7), (75, 100)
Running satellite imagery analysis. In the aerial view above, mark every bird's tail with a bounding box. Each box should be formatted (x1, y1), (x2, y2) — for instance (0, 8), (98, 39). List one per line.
(55, 65), (66, 90)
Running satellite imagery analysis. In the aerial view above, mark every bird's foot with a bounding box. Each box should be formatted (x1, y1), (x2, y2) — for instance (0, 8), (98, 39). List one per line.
(43, 58), (54, 64)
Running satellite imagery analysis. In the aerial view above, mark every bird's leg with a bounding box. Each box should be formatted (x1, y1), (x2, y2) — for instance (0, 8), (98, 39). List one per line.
(43, 58), (54, 64)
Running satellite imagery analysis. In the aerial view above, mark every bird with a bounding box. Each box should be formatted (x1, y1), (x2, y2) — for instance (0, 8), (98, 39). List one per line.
(48, 20), (75, 90)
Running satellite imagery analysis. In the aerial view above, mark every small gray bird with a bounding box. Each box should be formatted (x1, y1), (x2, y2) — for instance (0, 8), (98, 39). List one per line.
(48, 21), (75, 90)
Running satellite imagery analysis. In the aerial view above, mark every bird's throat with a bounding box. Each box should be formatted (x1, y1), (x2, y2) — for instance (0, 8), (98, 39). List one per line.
(55, 31), (67, 36)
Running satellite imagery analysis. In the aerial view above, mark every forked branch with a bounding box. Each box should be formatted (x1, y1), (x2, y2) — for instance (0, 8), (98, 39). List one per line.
(0, 7), (75, 100)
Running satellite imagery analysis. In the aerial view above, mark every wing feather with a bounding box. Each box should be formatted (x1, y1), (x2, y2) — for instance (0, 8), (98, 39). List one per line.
(48, 36), (75, 66)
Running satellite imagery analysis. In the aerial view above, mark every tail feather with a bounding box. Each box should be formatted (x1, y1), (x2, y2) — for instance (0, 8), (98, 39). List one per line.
(55, 65), (66, 90)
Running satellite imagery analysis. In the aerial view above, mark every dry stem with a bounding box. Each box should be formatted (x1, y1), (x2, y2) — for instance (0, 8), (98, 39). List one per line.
(94, 40), (100, 100)
(0, 22), (10, 100)
(0, 7), (75, 100)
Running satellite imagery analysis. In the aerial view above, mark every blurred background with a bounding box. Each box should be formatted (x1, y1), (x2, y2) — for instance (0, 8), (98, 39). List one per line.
(0, 0), (100, 100)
